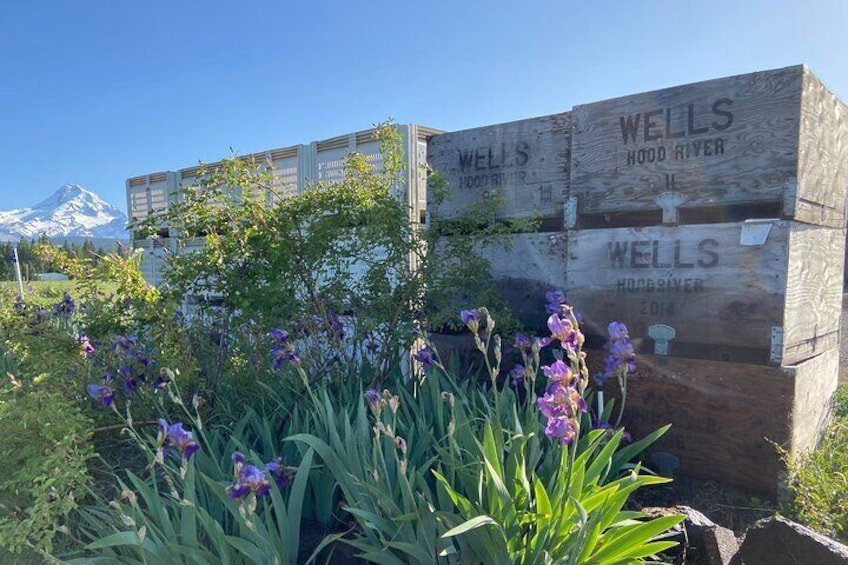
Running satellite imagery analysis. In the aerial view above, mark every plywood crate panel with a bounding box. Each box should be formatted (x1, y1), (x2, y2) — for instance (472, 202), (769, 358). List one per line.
(566, 221), (843, 366)
(588, 348), (838, 494)
(464, 233), (568, 328)
(427, 113), (571, 227)
(571, 65), (848, 228)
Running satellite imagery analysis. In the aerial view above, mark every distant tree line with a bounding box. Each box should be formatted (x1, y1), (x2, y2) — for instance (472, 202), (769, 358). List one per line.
(0, 236), (111, 280)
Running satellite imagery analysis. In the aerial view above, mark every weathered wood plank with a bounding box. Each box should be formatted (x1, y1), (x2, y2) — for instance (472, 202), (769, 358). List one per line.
(588, 353), (795, 495)
(781, 224), (845, 365)
(433, 232), (567, 328)
(790, 349), (839, 458)
(571, 66), (803, 221)
(793, 67), (848, 228)
(427, 113), (571, 225)
(566, 222), (788, 361)
(476, 233), (567, 327)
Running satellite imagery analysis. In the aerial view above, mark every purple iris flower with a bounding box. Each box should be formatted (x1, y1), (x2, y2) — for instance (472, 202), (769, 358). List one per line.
(542, 360), (574, 384)
(265, 458), (290, 488)
(514, 333), (552, 356)
(268, 328), (289, 343)
(509, 364), (527, 386)
(118, 365), (141, 393)
(536, 358), (587, 446)
(608, 322), (629, 340)
(234, 465), (271, 497)
(158, 419), (200, 460)
(545, 415), (576, 445)
(227, 482), (250, 499)
(547, 313), (572, 342)
(547, 313), (583, 351)
(514, 333), (532, 356)
(600, 321), (636, 382)
(87, 382), (115, 408)
(269, 328), (298, 368)
(545, 289), (566, 313)
(364, 389), (380, 407)
(54, 293), (75, 316)
(272, 345), (299, 369)
(460, 309), (479, 325)
(413, 347), (434, 369)
(227, 452), (272, 498)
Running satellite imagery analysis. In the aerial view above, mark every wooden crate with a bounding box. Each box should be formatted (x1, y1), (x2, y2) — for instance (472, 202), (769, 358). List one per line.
(588, 348), (838, 495)
(570, 65), (848, 228)
(427, 113), (571, 227)
(566, 221), (844, 366)
(467, 233), (567, 328)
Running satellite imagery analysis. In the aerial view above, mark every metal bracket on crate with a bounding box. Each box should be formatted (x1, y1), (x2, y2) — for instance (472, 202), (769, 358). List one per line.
(655, 192), (685, 224)
(648, 324), (676, 355)
(740, 219), (778, 246)
(770, 326), (784, 364)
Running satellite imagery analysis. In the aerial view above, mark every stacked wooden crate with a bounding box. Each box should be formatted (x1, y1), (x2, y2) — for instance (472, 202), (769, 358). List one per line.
(426, 112), (571, 326)
(428, 65), (848, 494)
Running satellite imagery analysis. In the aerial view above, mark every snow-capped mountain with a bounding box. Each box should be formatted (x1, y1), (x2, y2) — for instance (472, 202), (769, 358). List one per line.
(0, 184), (127, 242)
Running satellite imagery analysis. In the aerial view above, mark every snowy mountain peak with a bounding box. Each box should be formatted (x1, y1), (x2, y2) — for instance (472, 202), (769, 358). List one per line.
(0, 184), (128, 242)
(34, 184), (90, 209)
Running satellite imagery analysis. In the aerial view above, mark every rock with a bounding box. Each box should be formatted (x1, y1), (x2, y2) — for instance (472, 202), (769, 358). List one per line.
(677, 505), (719, 550)
(640, 505), (748, 565)
(702, 525), (740, 565)
(737, 516), (848, 565)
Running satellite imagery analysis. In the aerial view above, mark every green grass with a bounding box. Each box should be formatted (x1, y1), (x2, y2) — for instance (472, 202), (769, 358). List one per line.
(785, 384), (848, 543)
(2, 280), (75, 304)
(2, 280), (119, 308)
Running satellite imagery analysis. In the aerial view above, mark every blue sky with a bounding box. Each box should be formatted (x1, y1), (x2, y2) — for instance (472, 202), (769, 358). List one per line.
(1, 0), (846, 213)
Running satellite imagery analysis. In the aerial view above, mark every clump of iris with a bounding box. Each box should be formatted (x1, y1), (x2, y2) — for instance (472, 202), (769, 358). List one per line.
(109, 334), (159, 394)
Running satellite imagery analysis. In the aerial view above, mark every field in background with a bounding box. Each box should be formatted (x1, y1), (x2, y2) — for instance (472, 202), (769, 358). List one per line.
(1, 280), (76, 305)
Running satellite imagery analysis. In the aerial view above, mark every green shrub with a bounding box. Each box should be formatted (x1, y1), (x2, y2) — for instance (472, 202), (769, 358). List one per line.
(785, 385), (848, 542)
(0, 388), (95, 556)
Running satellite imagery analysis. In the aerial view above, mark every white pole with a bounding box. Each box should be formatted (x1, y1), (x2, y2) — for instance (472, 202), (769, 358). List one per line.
(13, 247), (24, 301)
